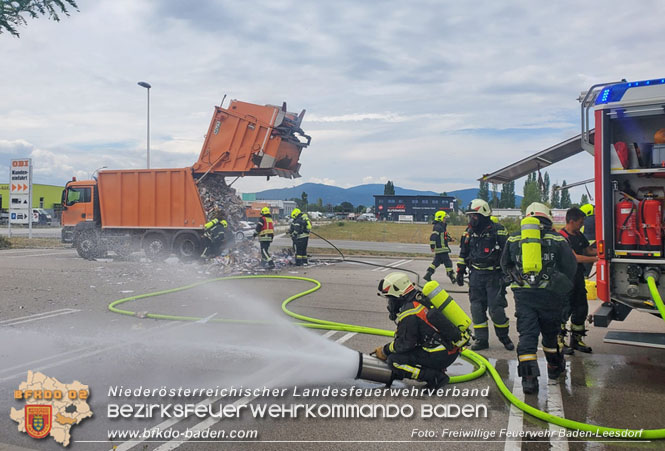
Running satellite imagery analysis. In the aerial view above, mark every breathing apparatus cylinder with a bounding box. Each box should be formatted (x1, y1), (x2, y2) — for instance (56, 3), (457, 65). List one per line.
(637, 196), (662, 252)
(520, 216), (542, 277)
(421, 281), (472, 347)
(616, 199), (638, 250)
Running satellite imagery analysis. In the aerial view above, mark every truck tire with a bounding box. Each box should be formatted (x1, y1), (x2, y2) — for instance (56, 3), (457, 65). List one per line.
(76, 230), (99, 260)
(142, 232), (170, 261)
(174, 233), (202, 261)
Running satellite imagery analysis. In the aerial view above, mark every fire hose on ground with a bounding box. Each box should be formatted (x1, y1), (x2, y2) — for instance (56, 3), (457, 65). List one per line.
(108, 275), (665, 440)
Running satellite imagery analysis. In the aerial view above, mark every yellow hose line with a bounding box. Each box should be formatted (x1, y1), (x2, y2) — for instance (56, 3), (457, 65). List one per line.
(646, 276), (665, 322)
(108, 275), (665, 440)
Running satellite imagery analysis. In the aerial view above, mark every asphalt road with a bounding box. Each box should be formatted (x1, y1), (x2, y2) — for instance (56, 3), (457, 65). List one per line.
(1, 248), (664, 450)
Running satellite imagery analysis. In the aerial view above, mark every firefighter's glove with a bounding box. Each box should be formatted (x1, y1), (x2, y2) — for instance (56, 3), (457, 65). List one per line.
(372, 346), (388, 361)
(456, 264), (466, 286)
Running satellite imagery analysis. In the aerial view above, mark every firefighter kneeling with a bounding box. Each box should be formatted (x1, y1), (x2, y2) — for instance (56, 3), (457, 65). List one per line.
(500, 203), (577, 395)
(373, 272), (470, 389)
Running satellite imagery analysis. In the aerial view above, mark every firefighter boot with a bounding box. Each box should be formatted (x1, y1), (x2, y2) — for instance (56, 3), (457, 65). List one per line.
(424, 370), (450, 389)
(471, 327), (489, 351)
(447, 270), (456, 284)
(498, 335), (515, 351)
(518, 360), (540, 395)
(423, 269), (434, 282)
(545, 350), (566, 379)
(558, 325), (574, 355)
(570, 331), (592, 353)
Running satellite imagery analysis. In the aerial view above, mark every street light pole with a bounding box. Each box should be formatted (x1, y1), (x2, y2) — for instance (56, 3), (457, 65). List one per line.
(137, 81), (151, 169)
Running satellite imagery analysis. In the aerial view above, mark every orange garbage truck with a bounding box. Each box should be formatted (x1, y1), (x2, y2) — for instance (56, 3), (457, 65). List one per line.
(61, 100), (310, 260)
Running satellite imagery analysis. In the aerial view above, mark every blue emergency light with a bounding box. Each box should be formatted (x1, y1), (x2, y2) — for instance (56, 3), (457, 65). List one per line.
(596, 78), (665, 105)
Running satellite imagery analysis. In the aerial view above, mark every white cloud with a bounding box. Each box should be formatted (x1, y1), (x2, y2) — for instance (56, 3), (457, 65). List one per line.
(0, 0), (663, 199)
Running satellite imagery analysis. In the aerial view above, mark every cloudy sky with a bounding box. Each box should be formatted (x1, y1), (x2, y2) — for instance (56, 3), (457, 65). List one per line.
(2, 0), (664, 202)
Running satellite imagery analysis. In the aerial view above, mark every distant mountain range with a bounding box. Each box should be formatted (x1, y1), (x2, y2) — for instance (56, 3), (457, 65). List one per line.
(252, 183), (522, 208)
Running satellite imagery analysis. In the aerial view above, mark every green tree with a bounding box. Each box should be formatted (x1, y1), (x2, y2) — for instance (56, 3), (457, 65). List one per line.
(339, 201), (354, 212)
(356, 204), (366, 214)
(541, 172), (550, 204)
(317, 197), (323, 208)
(478, 180), (490, 201)
(560, 180), (572, 208)
(384, 181), (395, 195)
(521, 173), (541, 213)
(551, 185), (561, 208)
(490, 183), (500, 208)
(301, 192), (308, 211)
(1, 0), (78, 37)
(500, 181), (516, 208)
(580, 193), (589, 205)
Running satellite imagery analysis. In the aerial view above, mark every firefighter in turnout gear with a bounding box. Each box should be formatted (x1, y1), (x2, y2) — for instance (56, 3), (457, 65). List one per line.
(424, 210), (456, 283)
(501, 202), (577, 395)
(254, 207), (275, 269)
(289, 208), (312, 266)
(201, 218), (228, 258)
(374, 272), (463, 388)
(558, 207), (597, 354)
(457, 199), (514, 351)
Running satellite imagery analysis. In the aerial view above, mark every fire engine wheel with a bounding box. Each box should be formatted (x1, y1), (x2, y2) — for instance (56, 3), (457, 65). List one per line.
(76, 231), (99, 260)
(142, 233), (170, 261)
(173, 233), (202, 261)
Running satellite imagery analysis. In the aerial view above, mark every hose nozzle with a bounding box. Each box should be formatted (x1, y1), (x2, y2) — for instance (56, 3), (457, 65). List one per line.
(355, 352), (394, 386)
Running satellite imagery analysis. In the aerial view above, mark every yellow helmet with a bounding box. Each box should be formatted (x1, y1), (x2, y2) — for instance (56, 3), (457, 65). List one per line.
(291, 208), (301, 219)
(525, 202), (553, 222)
(580, 204), (594, 216)
(434, 210), (447, 222)
(378, 272), (415, 298)
(261, 207), (271, 215)
(466, 199), (491, 217)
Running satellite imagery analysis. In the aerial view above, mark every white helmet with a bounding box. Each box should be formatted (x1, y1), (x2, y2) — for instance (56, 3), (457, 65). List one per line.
(525, 202), (553, 222)
(378, 272), (415, 298)
(466, 199), (491, 217)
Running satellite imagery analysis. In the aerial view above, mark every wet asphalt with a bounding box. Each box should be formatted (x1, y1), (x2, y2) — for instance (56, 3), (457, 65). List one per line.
(0, 247), (664, 451)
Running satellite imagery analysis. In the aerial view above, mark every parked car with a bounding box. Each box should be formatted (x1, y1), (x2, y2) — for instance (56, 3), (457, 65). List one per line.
(33, 209), (52, 225)
(234, 220), (256, 241)
(357, 213), (377, 222)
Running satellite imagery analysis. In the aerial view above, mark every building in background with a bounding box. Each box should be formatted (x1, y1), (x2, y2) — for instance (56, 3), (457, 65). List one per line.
(242, 198), (297, 220)
(374, 195), (456, 222)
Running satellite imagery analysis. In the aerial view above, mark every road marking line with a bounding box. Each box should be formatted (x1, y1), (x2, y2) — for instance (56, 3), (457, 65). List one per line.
(196, 313), (218, 323)
(381, 259), (413, 271)
(0, 308), (80, 326)
(547, 380), (569, 450)
(372, 259), (406, 272)
(504, 375), (524, 451)
(322, 330), (337, 339)
(0, 345), (96, 375)
(0, 322), (183, 383)
(335, 332), (356, 344)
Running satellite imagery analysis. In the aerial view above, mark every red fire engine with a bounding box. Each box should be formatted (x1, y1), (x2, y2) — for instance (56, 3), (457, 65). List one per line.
(482, 78), (665, 348)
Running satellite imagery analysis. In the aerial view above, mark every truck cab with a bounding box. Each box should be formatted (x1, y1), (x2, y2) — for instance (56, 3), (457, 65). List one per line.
(61, 178), (97, 243)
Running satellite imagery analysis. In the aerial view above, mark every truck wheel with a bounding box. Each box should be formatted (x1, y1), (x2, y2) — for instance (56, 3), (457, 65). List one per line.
(235, 231), (245, 242)
(76, 231), (99, 260)
(174, 233), (202, 261)
(143, 233), (170, 261)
